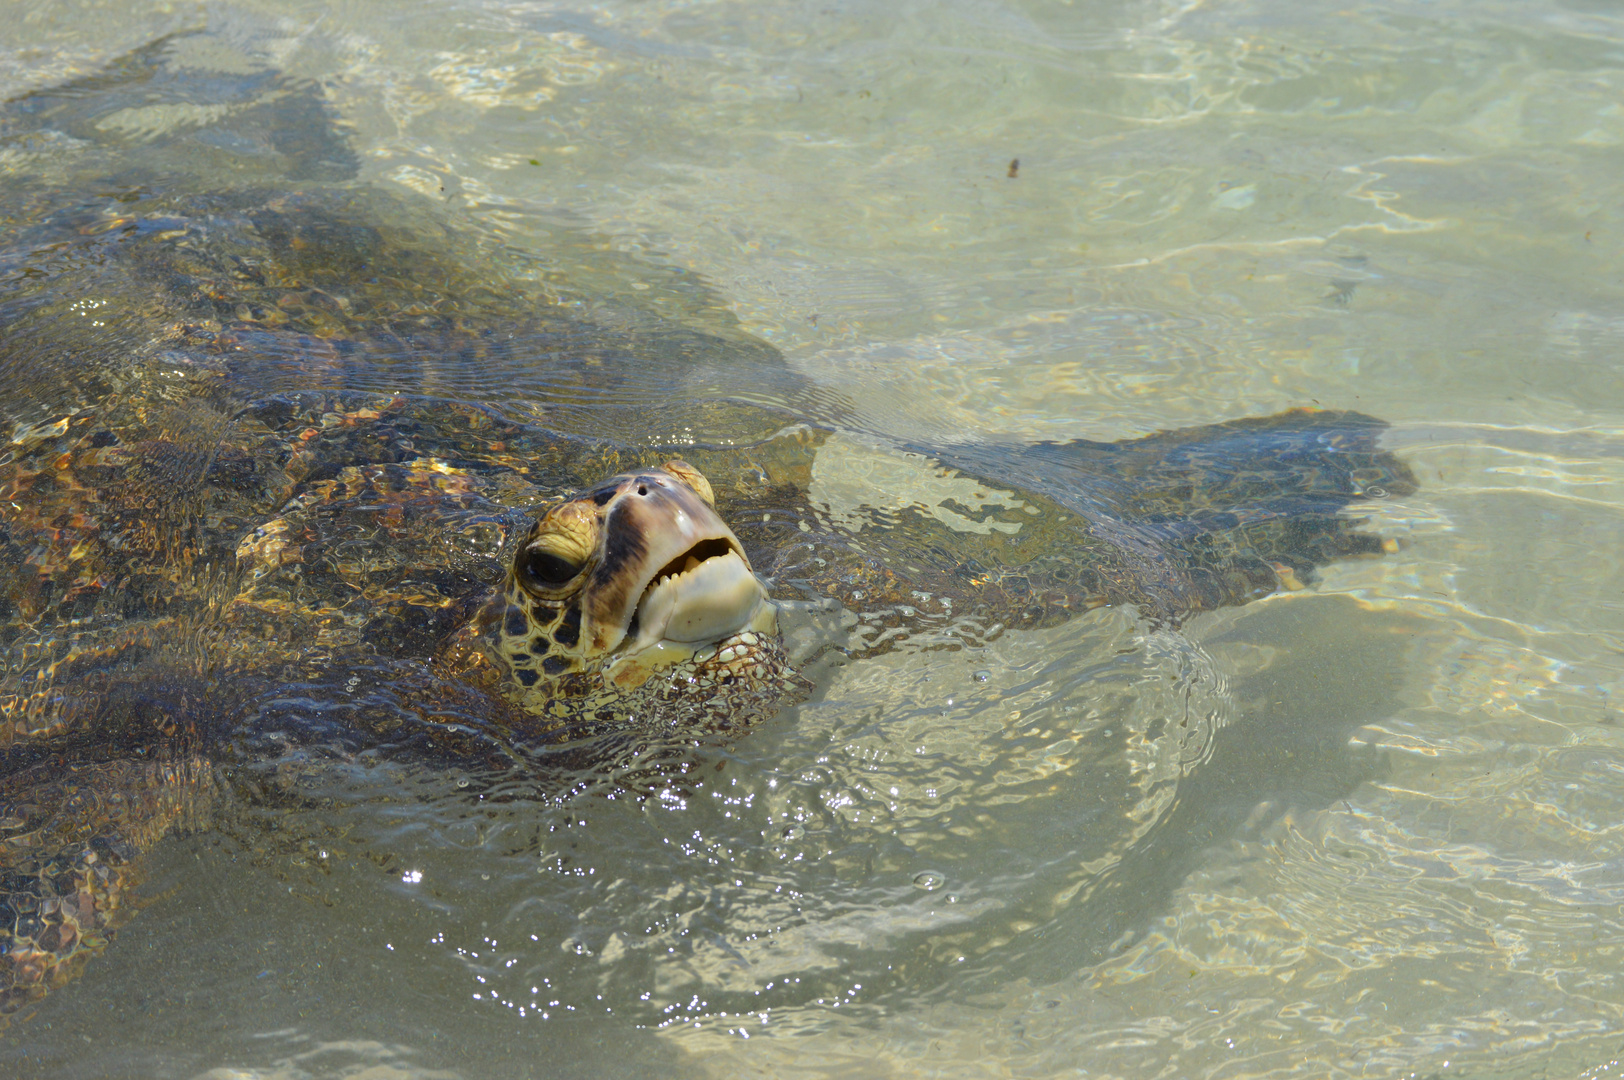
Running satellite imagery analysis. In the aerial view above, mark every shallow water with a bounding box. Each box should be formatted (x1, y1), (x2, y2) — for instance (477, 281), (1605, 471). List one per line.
(3, 1), (1624, 1078)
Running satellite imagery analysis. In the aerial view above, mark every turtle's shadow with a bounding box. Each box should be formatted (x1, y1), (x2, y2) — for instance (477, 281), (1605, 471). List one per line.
(1028, 593), (1422, 980)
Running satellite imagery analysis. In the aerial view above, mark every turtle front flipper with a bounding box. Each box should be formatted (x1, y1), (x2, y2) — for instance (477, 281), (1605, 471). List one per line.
(2, 28), (358, 186)
(997, 407), (1417, 619)
(694, 410), (1414, 651)
(904, 407), (1417, 625)
(0, 751), (212, 1021)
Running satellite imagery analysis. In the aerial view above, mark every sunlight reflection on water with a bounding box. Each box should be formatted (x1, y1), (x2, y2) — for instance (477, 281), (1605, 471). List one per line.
(3, 0), (1624, 1078)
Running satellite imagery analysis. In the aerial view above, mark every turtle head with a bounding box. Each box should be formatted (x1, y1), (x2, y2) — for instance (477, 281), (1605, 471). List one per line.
(495, 461), (778, 697)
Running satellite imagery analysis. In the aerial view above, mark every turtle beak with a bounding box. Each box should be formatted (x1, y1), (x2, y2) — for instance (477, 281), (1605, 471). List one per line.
(579, 468), (774, 675)
(627, 537), (765, 651)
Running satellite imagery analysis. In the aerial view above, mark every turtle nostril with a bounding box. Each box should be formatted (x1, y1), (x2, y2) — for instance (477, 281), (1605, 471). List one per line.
(637, 485), (648, 495)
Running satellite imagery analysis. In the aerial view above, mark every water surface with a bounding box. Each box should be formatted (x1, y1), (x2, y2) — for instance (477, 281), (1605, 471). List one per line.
(3, 1), (1624, 1078)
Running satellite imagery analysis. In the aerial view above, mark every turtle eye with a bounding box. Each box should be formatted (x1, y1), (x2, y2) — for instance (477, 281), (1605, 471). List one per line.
(517, 547), (583, 593)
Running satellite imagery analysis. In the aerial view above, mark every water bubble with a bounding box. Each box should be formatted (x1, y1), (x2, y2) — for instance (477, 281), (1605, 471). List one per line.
(1366, 485), (1388, 498)
(781, 824), (805, 841)
(456, 778), (470, 789)
(912, 870), (946, 891)
(973, 670), (991, 683)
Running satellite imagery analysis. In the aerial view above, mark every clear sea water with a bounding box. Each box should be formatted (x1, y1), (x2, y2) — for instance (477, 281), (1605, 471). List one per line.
(4, 0), (1624, 1077)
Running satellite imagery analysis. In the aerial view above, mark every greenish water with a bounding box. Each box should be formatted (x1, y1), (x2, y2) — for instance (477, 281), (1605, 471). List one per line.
(4, 1), (1624, 1078)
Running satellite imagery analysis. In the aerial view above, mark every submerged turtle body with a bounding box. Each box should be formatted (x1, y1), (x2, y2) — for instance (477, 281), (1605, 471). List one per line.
(0, 34), (1416, 1019)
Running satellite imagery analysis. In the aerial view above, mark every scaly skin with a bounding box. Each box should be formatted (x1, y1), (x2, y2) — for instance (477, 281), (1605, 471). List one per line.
(0, 752), (213, 1017)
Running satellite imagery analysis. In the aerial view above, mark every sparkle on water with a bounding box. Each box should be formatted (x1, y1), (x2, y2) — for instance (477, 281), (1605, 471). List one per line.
(4, 1), (1624, 1079)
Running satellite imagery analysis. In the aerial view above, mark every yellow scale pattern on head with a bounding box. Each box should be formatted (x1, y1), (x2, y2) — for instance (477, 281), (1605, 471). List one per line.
(497, 593), (592, 692)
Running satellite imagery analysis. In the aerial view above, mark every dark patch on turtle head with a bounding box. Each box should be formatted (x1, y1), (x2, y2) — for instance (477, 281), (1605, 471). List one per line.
(502, 605), (528, 638)
(553, 604), (582, 649)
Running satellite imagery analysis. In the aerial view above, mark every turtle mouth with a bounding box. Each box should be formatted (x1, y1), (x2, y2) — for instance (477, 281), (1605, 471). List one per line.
(626, 537), (767, 653)
(515, 462), (779, 688)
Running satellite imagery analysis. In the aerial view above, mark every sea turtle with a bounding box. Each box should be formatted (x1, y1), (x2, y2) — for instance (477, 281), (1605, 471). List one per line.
(0, 32), (1416, 1019)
